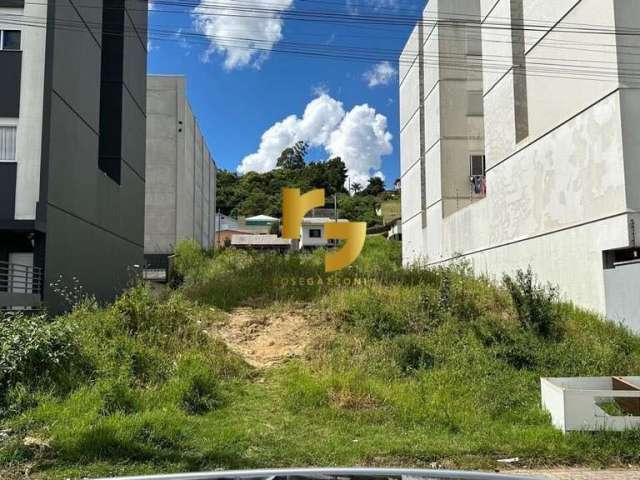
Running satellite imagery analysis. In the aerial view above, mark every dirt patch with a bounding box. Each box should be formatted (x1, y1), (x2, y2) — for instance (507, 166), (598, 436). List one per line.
(209, 308), (321, 368)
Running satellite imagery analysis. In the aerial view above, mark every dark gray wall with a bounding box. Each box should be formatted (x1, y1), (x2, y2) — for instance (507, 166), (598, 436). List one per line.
(0, 1), (24, 7)
(40, 0), (147, 311)
(0, 163), (17, 219)
(0, 51), (21, 117)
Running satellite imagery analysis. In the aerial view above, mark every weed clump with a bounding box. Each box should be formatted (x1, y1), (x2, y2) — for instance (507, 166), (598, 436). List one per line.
(503, 268), (561, 338)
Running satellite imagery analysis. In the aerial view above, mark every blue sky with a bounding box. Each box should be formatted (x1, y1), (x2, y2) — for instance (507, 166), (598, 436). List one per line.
(147, 0), (425, 187)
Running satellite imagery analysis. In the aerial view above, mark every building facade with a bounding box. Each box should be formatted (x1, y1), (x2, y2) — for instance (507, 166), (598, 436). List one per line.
(0, 0), (148, 311)
(299, 218), (344, 249)
(400, 0), (640, 330)
(145, 75), (217, 270)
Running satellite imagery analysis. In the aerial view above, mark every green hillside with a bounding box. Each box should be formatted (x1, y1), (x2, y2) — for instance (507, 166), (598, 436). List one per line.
(2, 239), (640, 479)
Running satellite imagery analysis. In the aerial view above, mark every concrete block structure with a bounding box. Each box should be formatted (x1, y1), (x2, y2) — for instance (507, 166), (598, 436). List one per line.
(541, 377), (640, 433)
(400, 0), (640, 330)
(0, 0), (148, 311)
(145, 75), (217, 270)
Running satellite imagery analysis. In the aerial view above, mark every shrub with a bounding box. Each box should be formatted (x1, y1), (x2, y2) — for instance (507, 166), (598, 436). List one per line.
(0, 313), (78, 403)
(173, 240), (209, 282)
(99, 378), (140, 416)
(173, 354), (223, 415)
(391, 335), (435, 374)
(503, 268), (560, 338)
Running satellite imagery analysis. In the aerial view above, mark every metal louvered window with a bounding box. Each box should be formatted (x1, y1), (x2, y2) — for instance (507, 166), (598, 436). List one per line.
(0, 126), (17, 162)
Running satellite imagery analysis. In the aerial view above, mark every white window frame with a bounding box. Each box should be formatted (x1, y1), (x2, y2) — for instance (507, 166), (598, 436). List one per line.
(0, 118), (18, 163)
(0, 29), (22, 51)
(309, 228), (323, 239)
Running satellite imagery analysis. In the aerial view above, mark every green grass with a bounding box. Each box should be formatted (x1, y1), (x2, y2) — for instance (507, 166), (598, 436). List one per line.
(2, 237), (640, 479)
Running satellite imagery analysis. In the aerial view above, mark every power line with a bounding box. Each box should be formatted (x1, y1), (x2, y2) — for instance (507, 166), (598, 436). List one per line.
(5, 3), (640, 82)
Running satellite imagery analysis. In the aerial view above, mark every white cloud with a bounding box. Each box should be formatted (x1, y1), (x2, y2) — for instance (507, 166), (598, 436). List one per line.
(238, 94), (345, 174)
(363, 61), (397, 88)
(326, 104), (392, 185)
(238, 94), (393, 187)
(192, 0), (294, 70)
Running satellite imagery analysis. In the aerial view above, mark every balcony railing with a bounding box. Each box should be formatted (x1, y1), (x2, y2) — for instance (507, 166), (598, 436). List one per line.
(0, 260), (43, 309)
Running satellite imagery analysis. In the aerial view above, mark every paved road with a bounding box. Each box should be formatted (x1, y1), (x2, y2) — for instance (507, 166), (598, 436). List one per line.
(511, 469), (640, 479)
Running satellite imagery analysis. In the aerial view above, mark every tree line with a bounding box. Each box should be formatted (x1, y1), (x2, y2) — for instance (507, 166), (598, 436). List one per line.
(217, 141), (395, 226)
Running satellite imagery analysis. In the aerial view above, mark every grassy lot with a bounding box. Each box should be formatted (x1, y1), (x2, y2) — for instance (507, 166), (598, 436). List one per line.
(2, 238), (640, 479)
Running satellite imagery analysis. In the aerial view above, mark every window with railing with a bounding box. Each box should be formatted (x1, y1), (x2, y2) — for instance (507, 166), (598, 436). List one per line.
(469, 154), (487, 197)
(0, 261), (42, 296)
(0, 125), (16, 162)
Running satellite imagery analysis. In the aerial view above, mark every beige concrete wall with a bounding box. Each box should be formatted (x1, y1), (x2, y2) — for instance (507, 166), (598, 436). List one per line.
(400, 0), (639, 318)
(436, 0), (632, 315)
(145, 75), (217, 255)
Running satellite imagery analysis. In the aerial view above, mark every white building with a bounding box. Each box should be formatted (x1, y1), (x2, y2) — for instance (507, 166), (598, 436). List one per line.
(400, 0), (640, 330)
(299, 218), (346, 249)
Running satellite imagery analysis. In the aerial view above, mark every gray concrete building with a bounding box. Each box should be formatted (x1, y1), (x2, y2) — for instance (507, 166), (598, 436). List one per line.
(400, 0), (640, 330)
(0, 0), (148, 311)
(145, 75), (217, 271)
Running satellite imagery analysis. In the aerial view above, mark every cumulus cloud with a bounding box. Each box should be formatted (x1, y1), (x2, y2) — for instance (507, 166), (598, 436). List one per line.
(326, 104), (392, 185)
(238, 94), (393, 187)
(238, 94), (345, 174)
(363, 61), (397, 87)
(192, 0), (294, 70)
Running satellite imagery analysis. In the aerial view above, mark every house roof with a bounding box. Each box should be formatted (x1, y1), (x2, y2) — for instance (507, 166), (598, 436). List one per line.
(302, 218), (348, 225)
(245, 215), (279, 222)
(218, 228), (253, 234)
(231, 234), (290, 246)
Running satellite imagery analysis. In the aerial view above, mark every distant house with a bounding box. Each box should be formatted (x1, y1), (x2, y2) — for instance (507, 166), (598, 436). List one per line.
(216, 228), (252, 248)
(387, 219), (402, 241)
(245, 215), (279, 227)
(306, 208), (341, 219)
(299, 218), (348, 249)
(231, 234), (291, 251)
(214, 213), (240, 232)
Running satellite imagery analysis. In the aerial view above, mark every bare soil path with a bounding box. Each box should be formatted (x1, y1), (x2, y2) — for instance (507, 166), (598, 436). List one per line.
(209, 307), (324, 368)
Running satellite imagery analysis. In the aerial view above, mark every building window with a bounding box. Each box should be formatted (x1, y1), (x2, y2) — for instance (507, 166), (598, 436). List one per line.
(0, 126), (17, 162)
(469, 154), (486, 196)
(309, 229), (322, 238)
(98, 1), (125, 184)
(0, 30), (21, 51)
(467, 91), (483, 117)
(465, 25), (482, 57)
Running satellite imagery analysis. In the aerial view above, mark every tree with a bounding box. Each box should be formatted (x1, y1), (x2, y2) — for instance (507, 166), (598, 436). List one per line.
(216, 170), (241, 215)
(337, 192), (381, 226)
(276, 141), (308, 170)
(351, 182), (363, 194)
(323, 157), (348, 195)
(364, 176), (385, 196)
(304, 157), (348, 196)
